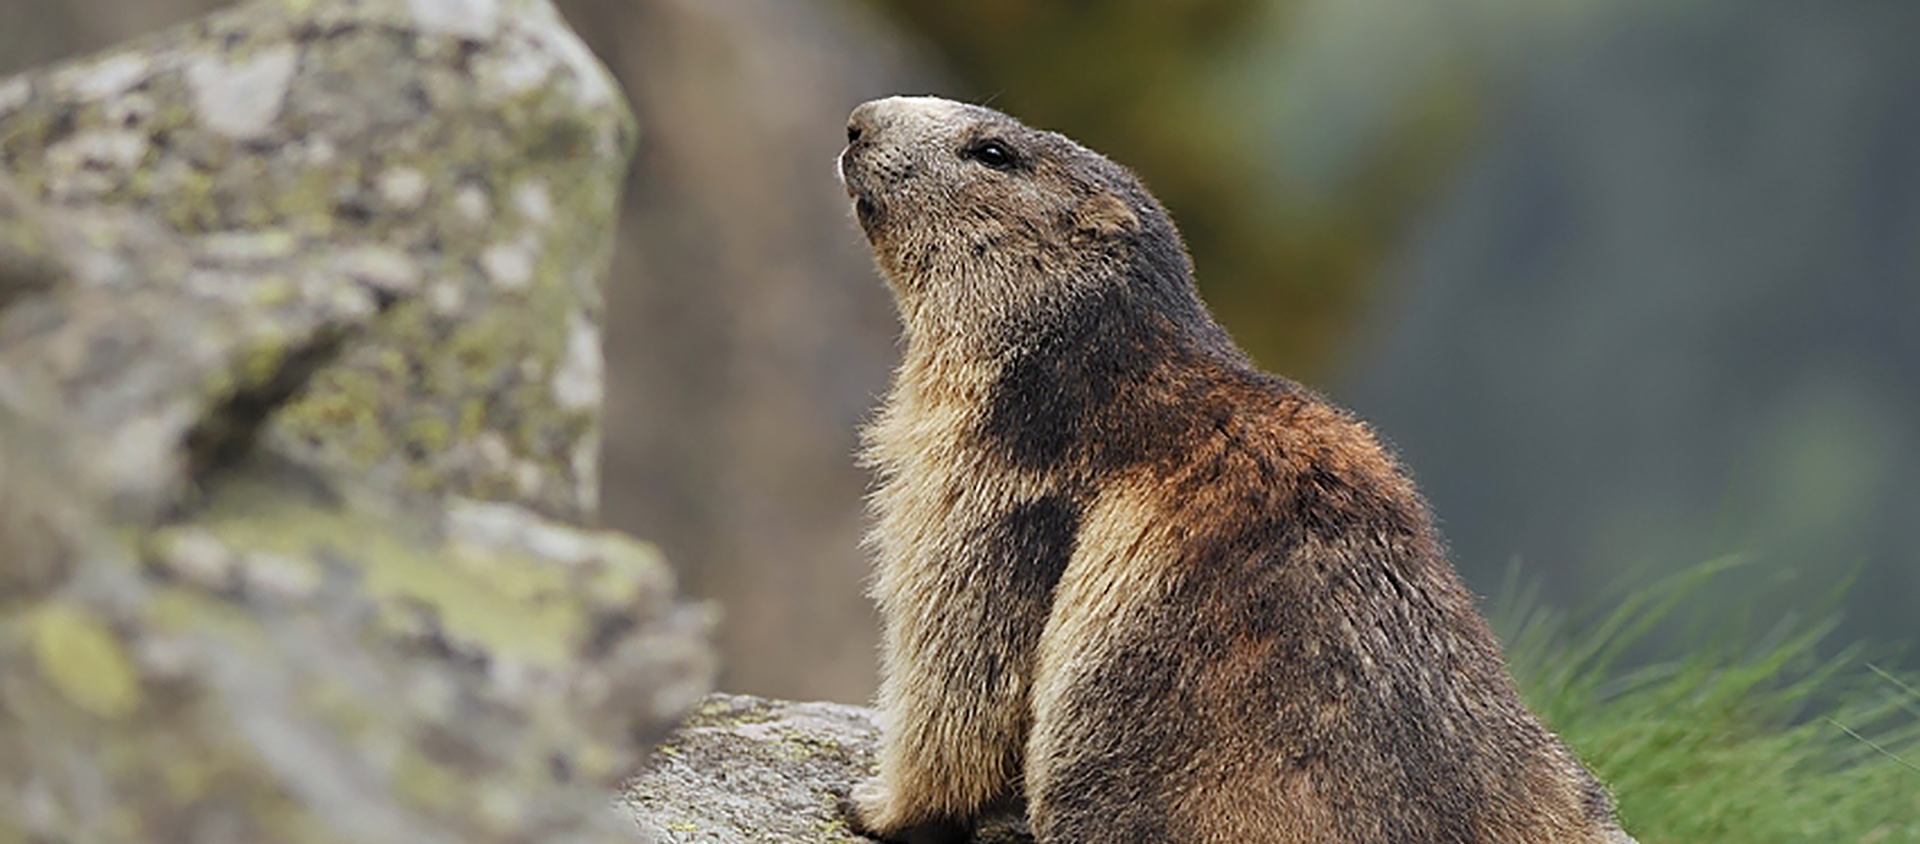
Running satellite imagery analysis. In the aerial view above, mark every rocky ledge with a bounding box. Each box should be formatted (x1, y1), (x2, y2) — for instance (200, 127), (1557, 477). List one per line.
(627, 694), (1034, 844)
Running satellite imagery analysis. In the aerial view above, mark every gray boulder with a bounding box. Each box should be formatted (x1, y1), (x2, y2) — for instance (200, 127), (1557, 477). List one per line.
(0, 1), (714, 841)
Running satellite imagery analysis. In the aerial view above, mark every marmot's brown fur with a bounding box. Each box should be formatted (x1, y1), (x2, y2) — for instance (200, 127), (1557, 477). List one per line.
(838, 95), (1634, 844)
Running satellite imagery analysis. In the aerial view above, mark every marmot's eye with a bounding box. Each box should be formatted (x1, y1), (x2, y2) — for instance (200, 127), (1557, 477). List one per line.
(968, 140), (1017, 171)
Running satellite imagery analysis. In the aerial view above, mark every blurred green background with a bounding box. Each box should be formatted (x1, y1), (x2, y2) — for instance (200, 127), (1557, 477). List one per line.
(8, 0), (1916, 704)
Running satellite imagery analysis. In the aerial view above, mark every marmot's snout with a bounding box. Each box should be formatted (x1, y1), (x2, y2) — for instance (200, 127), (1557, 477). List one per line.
(838, 104), (885, 230)
(837, 101), (878, 198)
(840, 96), (973, 235)
(840, 98), (905, 227)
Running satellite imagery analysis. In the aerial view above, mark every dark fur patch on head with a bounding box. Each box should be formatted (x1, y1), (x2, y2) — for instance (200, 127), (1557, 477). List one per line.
(971, 170), (1238, 478)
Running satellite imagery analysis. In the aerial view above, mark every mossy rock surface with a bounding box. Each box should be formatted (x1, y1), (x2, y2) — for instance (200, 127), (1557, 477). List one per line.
(0, 457), (712, 844)
(0, 0), (633, 521)
(0, 1), (713, 841)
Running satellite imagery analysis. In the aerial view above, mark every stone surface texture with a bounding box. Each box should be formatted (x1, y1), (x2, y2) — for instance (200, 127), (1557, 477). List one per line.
(0, 0), (632, 522)
(627, 694), (1033, 844)
(0, 2), (714, 842)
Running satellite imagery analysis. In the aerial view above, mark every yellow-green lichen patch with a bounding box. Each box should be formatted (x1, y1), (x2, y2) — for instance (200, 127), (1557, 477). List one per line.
(406, 415), (452, 454)
(456, 399), (487, 439)
(157, 165), (221, 233)
(392, 751), (465, 814)
(680, 695), (784, 730)
(301, 676), (392, 744)
(145, 586), (271, 650)
(376, 544), (578, 665)
(193, 475), (585, 666)
(580, 537), (670, 608)
(28, 602), (141, 719)
(286, 366), (400, 465)
(249, 276), (298, 309)
(238, 333), (293, 391)
(568, 739), (620, 782)
(158, 744), (222, 802)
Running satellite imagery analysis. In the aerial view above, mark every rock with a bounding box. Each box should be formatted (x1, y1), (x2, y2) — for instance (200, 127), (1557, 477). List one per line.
(0, 0), (634, 522)
(627, 694), (1033, 844)
(629, 696), (1640, 844)
(0, 450), (714, 844)
(0, 1), (714, 842)
(0, 170), (387, 521)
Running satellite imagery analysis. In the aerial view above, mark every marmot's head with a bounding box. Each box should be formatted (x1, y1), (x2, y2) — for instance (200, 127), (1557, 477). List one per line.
(840, 96), (1197, 348)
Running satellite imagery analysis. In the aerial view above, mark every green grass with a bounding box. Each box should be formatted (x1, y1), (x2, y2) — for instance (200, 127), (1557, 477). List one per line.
(1496, 559), (1920, 843)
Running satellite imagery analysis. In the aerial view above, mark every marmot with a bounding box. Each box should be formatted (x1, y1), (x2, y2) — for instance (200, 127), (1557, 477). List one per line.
(838, 95), (1634, 844)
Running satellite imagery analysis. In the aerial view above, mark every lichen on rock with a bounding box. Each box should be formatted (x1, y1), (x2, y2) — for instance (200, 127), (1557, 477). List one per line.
(0, 452), (714, 843)
(626, 694), (1034, 844)
(0, 1), (713, 842)
(0, 0), (635, 522)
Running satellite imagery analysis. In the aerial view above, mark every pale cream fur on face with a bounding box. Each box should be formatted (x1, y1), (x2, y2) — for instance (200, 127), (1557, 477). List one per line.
(842, 97), (1137, 358)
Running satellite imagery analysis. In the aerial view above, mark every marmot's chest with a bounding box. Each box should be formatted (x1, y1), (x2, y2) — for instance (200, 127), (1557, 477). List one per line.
(864, 380), (1084, 577)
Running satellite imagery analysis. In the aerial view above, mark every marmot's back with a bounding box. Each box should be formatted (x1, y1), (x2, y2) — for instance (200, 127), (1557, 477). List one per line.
(839, 95), (1633, 844)
(1030, 357), (1619, 842)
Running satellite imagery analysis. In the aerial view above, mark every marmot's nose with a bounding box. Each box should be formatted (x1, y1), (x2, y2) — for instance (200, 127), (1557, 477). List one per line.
(847, 100), (885, 148)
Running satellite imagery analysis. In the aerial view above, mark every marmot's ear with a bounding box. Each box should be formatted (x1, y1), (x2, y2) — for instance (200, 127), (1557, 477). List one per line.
(1073, 190), (1139, 239)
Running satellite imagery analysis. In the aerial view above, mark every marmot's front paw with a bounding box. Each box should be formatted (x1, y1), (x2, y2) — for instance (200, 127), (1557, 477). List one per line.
(841, 777), (971, 844)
